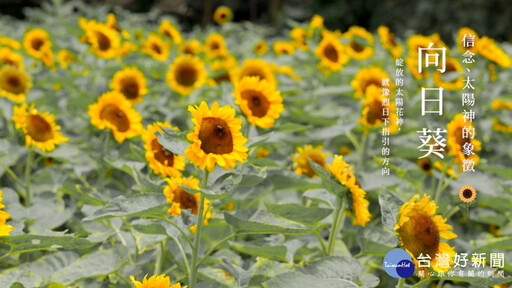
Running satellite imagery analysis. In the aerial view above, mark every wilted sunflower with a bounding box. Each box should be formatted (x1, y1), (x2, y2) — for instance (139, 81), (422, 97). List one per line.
(0, 65), (32, 103)
(130, 274), (184, 288)
(394, 194), (457, 273)
(83, 21), (121, 59)
(230, 59), (276, 85)
(204, 33), (229, 59)
(307, 14), (324, 37)
(110, 67), (148, 103)
(359, 85), (398, 134)
(457, 27), (479, 54)
(343, 26), (374, 60)
(290, 27), (309, 51)
(213, 6), (233, 25)
(0, 189), (14, 236)
(292, 144), (329, 178)
(351, 66), (393, 99)
(492, 118), (512, 134)
(459, 185), (476, 203)
(417, 157), (433, 175)
(164, 176), (212, 223)
(178, 39), (202, 56)
(234, 76), (283, 128)
(141, 33), (171, 61)
(315, 33), (349, 75)
(12, 103), (68, 152)
(57, 49), (76, 69)
(166, 55), (208, 96)
(377, 26), (403, 58)
(0, 47), (24, 69)
(433, 57), (464, 91)
(23, 28), (52, 59)
(88, 91), (142, 143)
(477, 36), (511, 68)
(142, 122), (185, 178)
(273, 41), (295, 56)
(253, 39), (268, 56)
(185, 101), (248, 172)
(329, 155), (371, 227)
(446, 114), (481, 170)
(158, 19), (183, 44)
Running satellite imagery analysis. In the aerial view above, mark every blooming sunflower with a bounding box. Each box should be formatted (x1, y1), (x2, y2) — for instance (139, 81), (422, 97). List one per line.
(329, 155), (371, 227)
(256, 147), (270, 159)
(359, 85), (398, 134)
(377, 26), (403, 58)
(273, 41), (295, 56)
(178, 39), (202, 56)
(230, 59), (276, 85)
(158, 19), (183, 44)
(290, 27), (309, 51)
(477, 36), (511, 68)
(315, 33), (349, 75)
(406, 56), (429, 80)
(0, 65), (32, 103)
(185, 101), (248, 172)
(292, 144), (329, 178)
(234, 76), (283, 128)
(433, 161), (458, 179)
(446, 114), (481, 170)
(141, 33), (170, 61)
(407, 33), (448, 57)
(166, 55), (208, 96)
(417, 157), (433, 175)
(12, 103), (68, 152)
(213, 6), (233, 25)
(457, 27), (479, 54)
(0, 36), (21, 50)
(87, 91), (142, 143)
(204, 33), (229, 59)
(209, 55), (238, 84)
(83, 21), (121, 59)
(343, 26), (374, 60)
(459, 185), (476, 203)
(395, 194), (457, 273)
(492, 118), (512, 133)
(163, 176), (212, 223)
(57, 49), (76, 69)
(271, 64), (301, 81)
(142, 122), (185, 178)
(40, 45), (55, 68)
(130, 274), (184, 288)
(23, 28), (52, 59)
(110, 67), (148, 103)
(253, 39), (268, 56)
(433, 57), (464, 91)
(0, 189), (14, 236)
(307, 14), (324, 37)
(0, 47), (24, 69)
(351, 66), (393, 99)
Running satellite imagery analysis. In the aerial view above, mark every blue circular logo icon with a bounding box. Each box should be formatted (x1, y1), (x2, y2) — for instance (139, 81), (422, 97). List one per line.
(383, 248), (415, 278)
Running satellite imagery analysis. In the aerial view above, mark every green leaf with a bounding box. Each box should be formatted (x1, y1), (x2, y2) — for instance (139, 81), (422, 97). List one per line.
(308, 159), (346, 196)
(264, 169), (322, 191)
(224, 209), (315, 235)
(236, 163), (267, 186)
(9, 283), (24, 288)
(357, 226), (397, 257)
(0, 235), (96, 255)
(155, 130), (189, 156)
(181, 174), (243, 199)
(131, 219), (180, 239)
(83, 193), (168, 221)
(303, 188), (337, 208)
(231, 241), (288, 262)
(378, 190), (403, 230)
(247, 132), (274, 147)
(276, 122), (313, 133)
(265, 203), (332, 226)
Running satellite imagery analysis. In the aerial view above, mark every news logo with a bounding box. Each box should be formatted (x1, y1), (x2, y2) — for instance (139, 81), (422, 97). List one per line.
(383, 248), (415, 278)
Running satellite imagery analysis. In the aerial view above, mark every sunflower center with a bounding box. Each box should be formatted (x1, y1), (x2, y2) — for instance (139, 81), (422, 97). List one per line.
(454, 128), (471, 148)
(5, 74), (25, 93)
(99, 104), (130, 132)
(151, 43), (162, 55)
(151, 138), (174, 166)
(446, 61), (457, 73)
(463, 189), (473, 199)
(175, 64), (198, 86)
(95, 31), (111, 51)
(242, 68), (266, 81)
(388, 35), (396, 46)
(175, 187), (198, 214)
(220, 13), (226, 19)
(350, 41), (365, 53)
(26, 114), (54, 142)
(422, 163), (431, 171)
(366, 98), (384, 124)
(198, 117), (233, 154)
(241, 89), (270, 117)
(323, 44), (339, 62)
(399, 211), (440, 259)
(31, 38), (45, 51)
(210, 41), (220, 51)
(120, 77), (140, 99)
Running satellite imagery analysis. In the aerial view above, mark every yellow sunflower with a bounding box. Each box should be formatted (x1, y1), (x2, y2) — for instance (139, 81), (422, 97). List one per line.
(87, 91), (142, 143)
(359, 85), (398, 134)
(407, 33), (444, 56)
(166, 55), (208, 96)
(12, 103), (68, 152)
(158, 19), (183, 44)
(204, 33), (229, 59)
(141, 33), (171, 61)
(292, 144), (329, 178)
(253, 39), (268, 56)
(417, 157), (433, 175)
(446, 114), (481, 170)
(0, 189), (14, 236)
(209, 55), (238, 84)
(343, 26), (374, 60)
(0, 36), (21, 50)
(394, 194), (457, 273)
(234, 76), (283, 128)
(488, 63), (498, 82)
(307, 14), (324, 37)
(290, 27), (309, 51)
(40, 45), (55, 68)
(83, 21), (121, 59)
(377, 26), (403, 58)
(457, 27), (479, 54)
(273, 41), (295, 56)
(130, 274), (184, 288)
(433, 161), (458, 179)
(351, 66), (393, 99)
(0, 65), (32, 103)
(23, 28), (52, 59)
(0, 47), (24, 69)
(230, 59), (276, 85)
(142, 122), (185, 178)
(271, 64), (301, 81)
(110, 67), (148, 103)
(329, 155), (371, 227)
(163, 176), (212, 224)
(492, 118), (512, 133)
(213, 6), (233, 25)
(459, 185), (476, 203)
(406, 56), (429, 80)
(185, 101), (248, 172)
(256, 147), (270, 159)
(57, 49), (76, 69)
(477, 36), (511, 68)
(315, 33), (349, 75)
(178, 39), (202, 56)
(433, 57), (464, 91)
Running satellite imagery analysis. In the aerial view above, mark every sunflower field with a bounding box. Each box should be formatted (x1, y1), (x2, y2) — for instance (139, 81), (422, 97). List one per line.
(1, 1), (512, 287)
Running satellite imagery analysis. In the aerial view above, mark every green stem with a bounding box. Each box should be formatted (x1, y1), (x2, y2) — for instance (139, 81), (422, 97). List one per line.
(314, 230), (328, 256)
(359, 133), (369, 168)
(396, 277), (405, 288)
(170, 236), (191, 277)
(0, 159), (25, 188)
(24, 149), (34, 207)
(189, 170), (209, 288)
(327, 195), (345, 256)
(196, 232), (264, 267)
(346, 132), (361, 151)
(154, 240), (165, 275)
(444, 206), (460, 220)
(434, 170), (446, 204)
